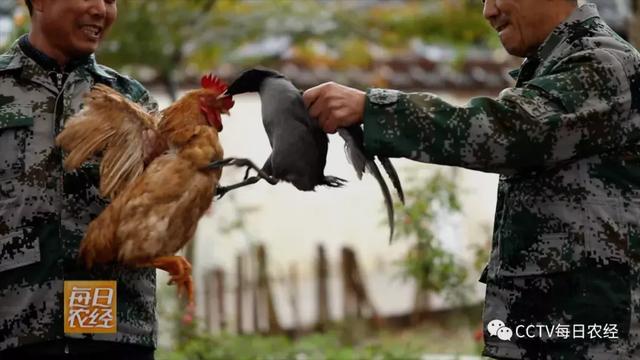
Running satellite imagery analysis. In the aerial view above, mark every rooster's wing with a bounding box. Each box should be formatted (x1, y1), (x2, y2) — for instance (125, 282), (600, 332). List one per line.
(56, 84), (158, 199)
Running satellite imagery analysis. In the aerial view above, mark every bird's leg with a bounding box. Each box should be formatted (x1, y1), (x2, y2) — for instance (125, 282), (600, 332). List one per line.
(228, 158), (279, 185)
(210, 157), (281, 198)
(215, 176), (264, 199)
(148, 256), (194, 306)
(208, 157), (278, 185)
(208, 158), (235, 169)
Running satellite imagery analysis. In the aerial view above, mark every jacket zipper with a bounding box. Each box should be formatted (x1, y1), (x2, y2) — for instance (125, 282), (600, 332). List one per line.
(55, 72), (64, 91)
(48, 71), (66, 92)
(53, 72), (68, 301)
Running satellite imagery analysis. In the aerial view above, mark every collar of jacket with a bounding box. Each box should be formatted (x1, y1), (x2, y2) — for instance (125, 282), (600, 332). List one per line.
(0, 35), (116, 82)
(18, 34), (90, 74)
(510, 3), (600, 84)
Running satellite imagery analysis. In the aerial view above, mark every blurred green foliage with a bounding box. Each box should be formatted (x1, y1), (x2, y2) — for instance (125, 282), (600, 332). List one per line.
(97, 0), (495, 86)
(0, 5), (29, 53)
(393, 170), (468, 298)
(156, 331), (425, 360)
(364, 1), (496, 48)
(155, 303), (483, 360)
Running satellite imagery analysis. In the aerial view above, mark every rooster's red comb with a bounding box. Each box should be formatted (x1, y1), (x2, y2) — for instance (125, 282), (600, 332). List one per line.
(201, 74), (228, 94)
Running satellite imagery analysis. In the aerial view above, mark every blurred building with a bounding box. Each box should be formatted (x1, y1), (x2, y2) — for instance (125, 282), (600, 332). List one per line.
(632, 0), (640, 48)
(0, 1), (15, 47)
(585, 0), (633, 39)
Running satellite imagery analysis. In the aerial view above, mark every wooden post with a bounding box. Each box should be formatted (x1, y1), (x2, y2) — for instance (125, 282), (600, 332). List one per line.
(341, 246), (382, 328)
(316, 244), (330, 332)
(251, 245), (259, 333)
(256, 244), (282, 334)
(214, 268), (227, 331)
(204, 270), (213, 332)
(236, 254), (244, 335)
(341, 247), (357, 319)
(288, 263), (301, 335)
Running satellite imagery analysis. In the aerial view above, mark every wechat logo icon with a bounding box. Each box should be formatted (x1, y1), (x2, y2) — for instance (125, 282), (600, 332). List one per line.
(487, 319), (513, 341)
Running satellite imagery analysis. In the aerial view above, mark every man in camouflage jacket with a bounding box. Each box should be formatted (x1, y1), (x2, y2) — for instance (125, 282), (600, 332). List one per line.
(0, 1), (157, 358)
(304, 0), (640, 358)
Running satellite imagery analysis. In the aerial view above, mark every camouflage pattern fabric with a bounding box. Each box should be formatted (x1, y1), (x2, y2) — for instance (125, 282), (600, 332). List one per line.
(363, 4), (640, 359)
(0, 36), (158, 351)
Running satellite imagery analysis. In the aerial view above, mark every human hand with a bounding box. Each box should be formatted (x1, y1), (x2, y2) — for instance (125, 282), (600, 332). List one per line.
(302, 82), (366, 133)
(142, 129), (167, 166)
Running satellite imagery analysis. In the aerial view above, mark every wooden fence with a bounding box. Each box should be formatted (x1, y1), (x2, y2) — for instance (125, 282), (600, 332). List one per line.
(202, 243), (382, 335)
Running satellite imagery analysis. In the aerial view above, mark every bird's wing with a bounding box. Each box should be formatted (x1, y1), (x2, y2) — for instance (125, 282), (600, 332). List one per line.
(368, 158), (395, 243)
(55, 84), (158, 199)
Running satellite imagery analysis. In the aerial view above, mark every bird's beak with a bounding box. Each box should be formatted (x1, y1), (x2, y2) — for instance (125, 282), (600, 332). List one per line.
(219, 95), (234, 114)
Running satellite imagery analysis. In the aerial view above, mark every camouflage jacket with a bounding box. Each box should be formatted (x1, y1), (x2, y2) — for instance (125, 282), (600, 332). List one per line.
(364, 4), (640, 359)
(0, 36), (158, 351)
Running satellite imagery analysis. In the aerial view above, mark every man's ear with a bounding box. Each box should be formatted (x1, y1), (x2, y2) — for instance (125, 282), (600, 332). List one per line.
(29, 0), (45, 14)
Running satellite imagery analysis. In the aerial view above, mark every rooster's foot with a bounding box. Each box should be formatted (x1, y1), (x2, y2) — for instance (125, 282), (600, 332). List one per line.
(150, 256), (194, 305)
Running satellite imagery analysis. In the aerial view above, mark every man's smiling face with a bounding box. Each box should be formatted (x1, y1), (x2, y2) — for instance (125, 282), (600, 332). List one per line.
(35, 0), (117, 59)
(482, 0), (573, 57)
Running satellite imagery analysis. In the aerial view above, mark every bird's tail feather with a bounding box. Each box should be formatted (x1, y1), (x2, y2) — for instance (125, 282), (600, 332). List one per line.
(337, 127), (366, 179)
(338, 126), (396, 242)
(379, 157), (405, 204)
(365, 159), (395, 243)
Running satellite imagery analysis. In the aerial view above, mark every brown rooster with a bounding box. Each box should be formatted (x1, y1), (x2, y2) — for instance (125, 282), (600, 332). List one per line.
(55, 74), (234, 305)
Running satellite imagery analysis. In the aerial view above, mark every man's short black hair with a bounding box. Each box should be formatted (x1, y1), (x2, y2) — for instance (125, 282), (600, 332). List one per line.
(25, 0), (33, 16)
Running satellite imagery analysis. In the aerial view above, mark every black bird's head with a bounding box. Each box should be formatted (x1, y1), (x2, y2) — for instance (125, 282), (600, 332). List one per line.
(225, 67), (285, 95)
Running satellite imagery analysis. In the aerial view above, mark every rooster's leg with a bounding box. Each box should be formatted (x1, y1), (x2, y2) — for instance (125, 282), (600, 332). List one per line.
(149, 256), (194, 305)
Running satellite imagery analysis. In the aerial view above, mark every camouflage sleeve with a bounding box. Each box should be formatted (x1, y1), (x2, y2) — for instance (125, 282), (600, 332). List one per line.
(128, 79), (158, 114)
(134, 85), (159, 114)
(363, 49), (633, 175)
(108, 71), (159, 114)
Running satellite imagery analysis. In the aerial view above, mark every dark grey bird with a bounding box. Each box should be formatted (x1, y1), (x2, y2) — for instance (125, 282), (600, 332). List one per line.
(212, 68), (404, 242)
(224, 68), (345, 191)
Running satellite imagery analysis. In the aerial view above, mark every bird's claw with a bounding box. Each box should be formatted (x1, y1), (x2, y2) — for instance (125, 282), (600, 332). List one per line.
(215, 175), (264, 199)
(210, 157), (280, 198)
